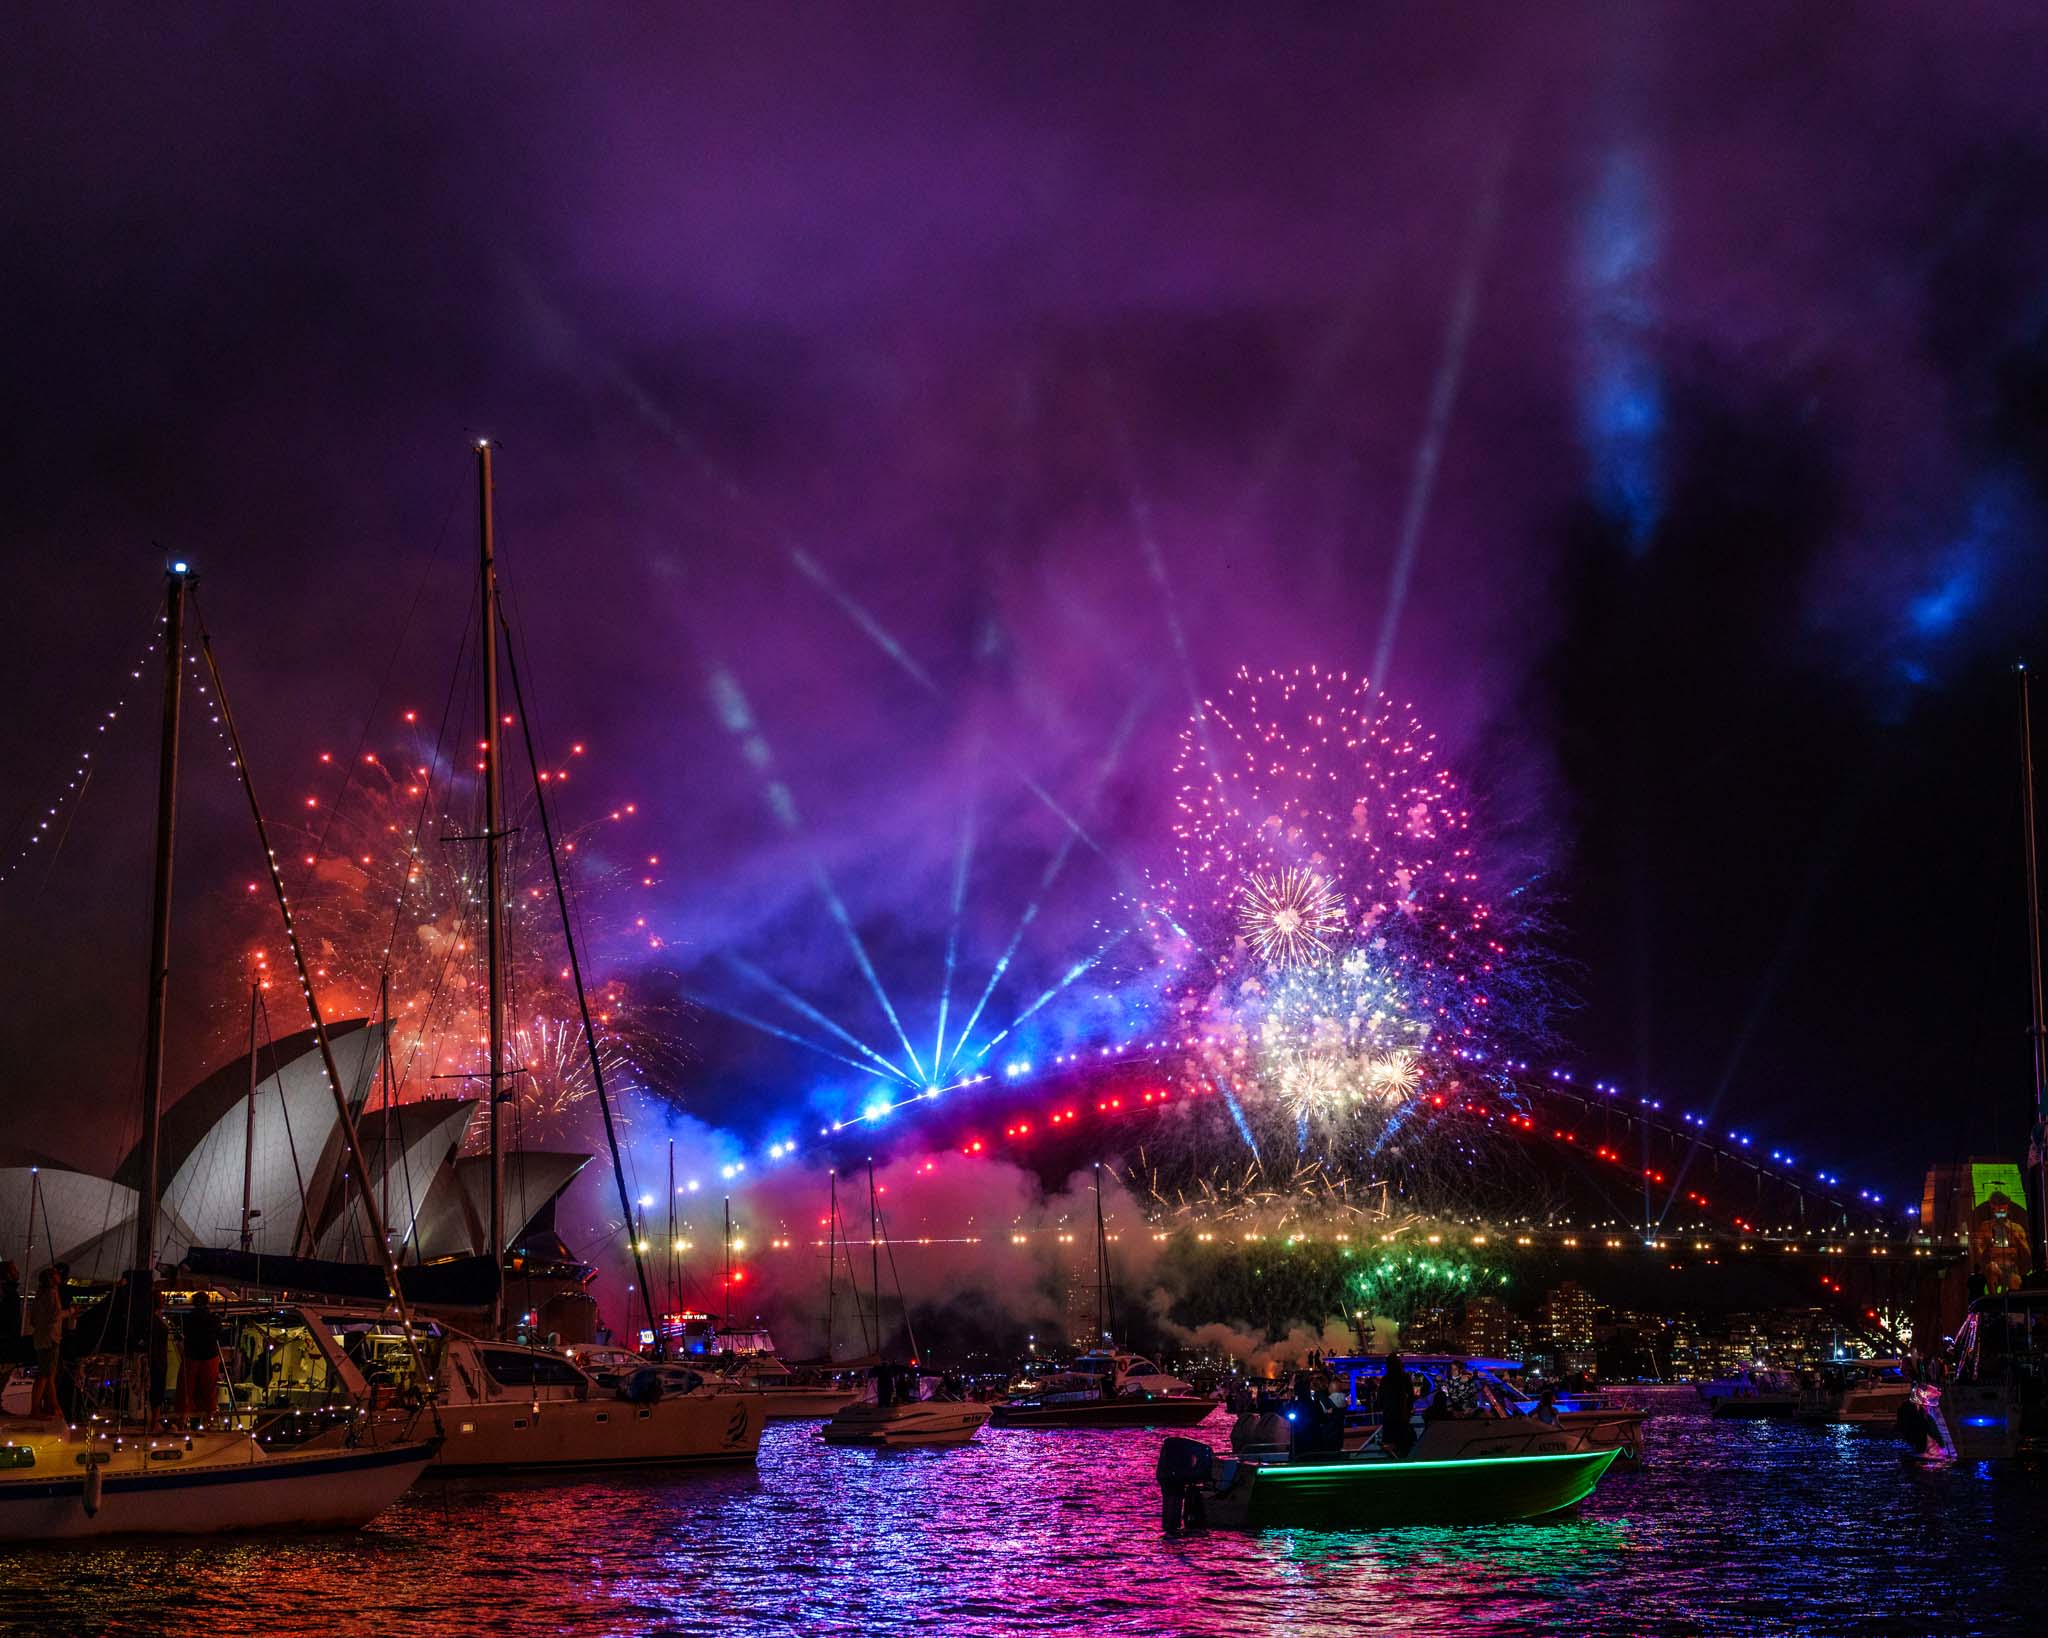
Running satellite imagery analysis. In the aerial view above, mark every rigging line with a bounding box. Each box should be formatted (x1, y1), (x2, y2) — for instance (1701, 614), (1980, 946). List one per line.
(873, 1182), (920, 1364)
(384, 607), (484, 1105)
(254, 989), (311, 1252)
(193, 591), (441, 1426)
(498, 600), (664, 1355)
(836, 1193), (875, 1355)
(496, 555), (652, 1211)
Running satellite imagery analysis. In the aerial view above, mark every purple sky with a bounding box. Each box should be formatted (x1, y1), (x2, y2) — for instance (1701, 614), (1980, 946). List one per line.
(5, 3), (2048, 1198)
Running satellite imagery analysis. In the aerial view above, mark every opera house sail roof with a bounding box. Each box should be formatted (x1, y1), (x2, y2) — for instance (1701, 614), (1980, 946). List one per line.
(2, 1019), (592, 1282)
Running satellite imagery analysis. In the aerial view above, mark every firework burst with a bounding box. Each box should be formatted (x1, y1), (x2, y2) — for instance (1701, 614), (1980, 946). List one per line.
(1236, 867), (1343, 967)
(228, 722), (687, 1143)
(1125, 665), (1548, 1214)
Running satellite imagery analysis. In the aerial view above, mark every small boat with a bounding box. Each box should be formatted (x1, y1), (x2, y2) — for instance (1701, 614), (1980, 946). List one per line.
(1793, 1361), (1911, 1426)
(990, 1350), (1216, 1429)
(1706, 1368), (1801, 1418)
(1325, 1355), (1646, 1462)
(1158, 1435), (1619, 1531)
(989, 1170), (1216, 1430)
(820, 1384), (993, 1448)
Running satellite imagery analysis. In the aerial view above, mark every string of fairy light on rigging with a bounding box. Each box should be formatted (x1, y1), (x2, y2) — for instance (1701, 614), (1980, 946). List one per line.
(0, 594), (166, 889)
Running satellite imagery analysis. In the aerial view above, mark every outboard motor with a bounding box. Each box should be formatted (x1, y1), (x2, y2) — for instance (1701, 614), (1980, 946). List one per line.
(1156, 1436), (1213, 1533)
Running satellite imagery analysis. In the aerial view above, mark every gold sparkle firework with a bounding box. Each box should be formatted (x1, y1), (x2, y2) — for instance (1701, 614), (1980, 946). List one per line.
(1236, 867), (1343, 967)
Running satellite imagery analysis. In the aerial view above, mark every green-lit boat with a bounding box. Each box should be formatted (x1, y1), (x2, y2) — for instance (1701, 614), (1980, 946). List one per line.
(1161, 1442), (1620, 1531)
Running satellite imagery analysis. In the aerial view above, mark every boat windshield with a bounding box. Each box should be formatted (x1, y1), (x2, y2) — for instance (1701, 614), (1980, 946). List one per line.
(1956, 1297), (2048, 1381)
(320, 1315), (445, 1396)
(213, 1309), (361, 1432)
(478, 1347), (588, 1388)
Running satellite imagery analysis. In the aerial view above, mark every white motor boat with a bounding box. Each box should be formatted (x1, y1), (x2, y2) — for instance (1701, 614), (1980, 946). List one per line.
(1701, 1367), (1801, 1418)
(721, 1354), (865, 1420)
(563, 1344), (717, 1398)
(323, 1309), (762, 1471)
(1838, 1368), (1912, 1426)
(821, 1386), (992, 1448)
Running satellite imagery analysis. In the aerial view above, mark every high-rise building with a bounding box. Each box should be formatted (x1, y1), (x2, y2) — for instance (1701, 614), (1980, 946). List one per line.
(1459, 1295), (1524, 1362)
(1538, 1281), (1596, 1351)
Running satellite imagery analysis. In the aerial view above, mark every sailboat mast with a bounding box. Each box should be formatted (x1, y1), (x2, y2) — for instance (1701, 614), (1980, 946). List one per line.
(478, 440), (510, 1339)
(240, 984), (258, 1251)
(379, 971), (394, 1242)
(1093, 1162), (1109, 1346)
(868, 1160), (881, 1355)
(667, 1140), (676, 1332)
(130, 562), (188, 1321)
(825, 1170), (838, 1362)
(2020, 666), (2047, 1277)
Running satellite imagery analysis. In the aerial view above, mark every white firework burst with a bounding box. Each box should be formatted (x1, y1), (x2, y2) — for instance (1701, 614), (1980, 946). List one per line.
(1237, 867), (1343, 967)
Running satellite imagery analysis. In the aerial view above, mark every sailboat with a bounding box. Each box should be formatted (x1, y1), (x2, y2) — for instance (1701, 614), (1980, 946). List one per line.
(713, 1180), (863, 1419)
(988, 1166), (1216, 1429)
(0, 559), (437, 1541)
(302, 441), (762, 1472)
(1944, 665), (2048, 1461)
(820, 1162), (991, 1447)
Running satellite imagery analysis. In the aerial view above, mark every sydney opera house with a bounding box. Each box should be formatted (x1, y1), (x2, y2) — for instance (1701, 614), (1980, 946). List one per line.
(1, 1021), (597, 1335)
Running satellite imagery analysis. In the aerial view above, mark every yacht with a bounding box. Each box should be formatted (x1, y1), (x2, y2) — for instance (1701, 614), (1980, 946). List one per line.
(1943, 1285), (2048, 1460)
(1704, 1367), (1801, 1418)
(720, 1354), (865, 1420)
(325, 1309), (763, 1471)
(989, 1350), (1216, 1428)
(1793, 1360), (1911, 1426)
(0, 562), (438, 1542)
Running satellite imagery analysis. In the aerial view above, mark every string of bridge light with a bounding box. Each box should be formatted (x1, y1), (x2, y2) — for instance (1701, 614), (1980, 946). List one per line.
(798, 1035), (1896, 1221)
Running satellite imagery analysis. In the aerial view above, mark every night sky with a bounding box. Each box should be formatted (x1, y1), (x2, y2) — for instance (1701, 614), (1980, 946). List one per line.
(6, 3), (2048, 1207)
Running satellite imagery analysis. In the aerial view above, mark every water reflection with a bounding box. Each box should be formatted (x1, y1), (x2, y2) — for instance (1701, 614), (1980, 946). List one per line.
(4, 1388), (2043, 1636)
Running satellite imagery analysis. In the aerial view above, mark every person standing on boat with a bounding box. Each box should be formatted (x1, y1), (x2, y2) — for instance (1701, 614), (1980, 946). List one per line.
(177, 1291), (225, 1431)
(1533, 1387), (1560, 1425)
(27, 1267), (73, 1418)
(1377, 1354), (1417, 1457)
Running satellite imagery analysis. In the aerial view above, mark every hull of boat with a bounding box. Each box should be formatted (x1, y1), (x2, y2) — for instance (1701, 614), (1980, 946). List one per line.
(734, 1387), (866, 1420)
(1838, 1388), (1910, 1426)
(1206, 1447), (1620, 1531)
(820, 1403), (992, 1447)
(0, 1436), (433, 1542)
(1342, 1411), (1644, 1463)
(989, 1396), (1217, 1429)
(431, 1393), (761, 1472)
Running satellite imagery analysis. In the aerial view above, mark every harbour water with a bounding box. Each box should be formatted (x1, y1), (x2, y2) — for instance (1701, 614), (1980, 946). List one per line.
(5, 1389), (2041, 1636)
